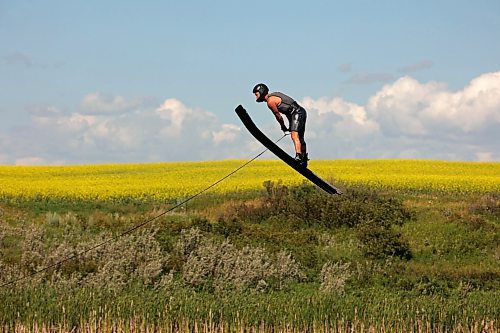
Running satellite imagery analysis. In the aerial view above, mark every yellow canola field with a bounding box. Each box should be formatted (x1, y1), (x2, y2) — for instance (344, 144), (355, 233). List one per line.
(0, 160), (498, 202)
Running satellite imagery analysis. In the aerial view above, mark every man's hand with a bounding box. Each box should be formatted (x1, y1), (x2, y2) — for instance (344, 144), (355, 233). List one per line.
(280, 123), (289, 133)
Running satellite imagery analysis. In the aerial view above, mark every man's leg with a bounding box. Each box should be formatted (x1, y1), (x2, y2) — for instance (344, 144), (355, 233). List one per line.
(297, 109), (308, 166)
(299, 129), (307, 156)
(291, 131), (308, 167)
(290, 108), (308, 167)
(291, 131), (302, 155)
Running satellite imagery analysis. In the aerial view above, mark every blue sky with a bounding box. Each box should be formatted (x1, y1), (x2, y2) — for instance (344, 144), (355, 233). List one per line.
(1, 0), (499, 164)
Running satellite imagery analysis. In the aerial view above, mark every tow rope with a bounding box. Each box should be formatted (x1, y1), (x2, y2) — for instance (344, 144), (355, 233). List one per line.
(0, 134), (289, 288)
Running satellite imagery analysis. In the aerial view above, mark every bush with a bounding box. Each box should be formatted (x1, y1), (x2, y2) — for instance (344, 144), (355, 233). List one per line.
(320, 261), (351, 293)
(8, 223), (168, 291)
(259, 181), (415, 230)
(242, 181), (415, 261)
(213, 217), (242, 237)
(177, 228), (304, 292)
(356, 221), (412, 260)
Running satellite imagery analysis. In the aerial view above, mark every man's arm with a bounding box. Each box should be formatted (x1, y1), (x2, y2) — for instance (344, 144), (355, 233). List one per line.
(267, 97), (288, 131)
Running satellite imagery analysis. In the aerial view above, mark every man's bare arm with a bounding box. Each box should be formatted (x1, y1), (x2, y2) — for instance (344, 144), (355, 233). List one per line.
(267, 96), (286, 128)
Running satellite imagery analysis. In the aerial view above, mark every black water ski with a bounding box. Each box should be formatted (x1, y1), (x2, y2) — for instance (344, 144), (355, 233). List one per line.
(235, 105), (341, 195)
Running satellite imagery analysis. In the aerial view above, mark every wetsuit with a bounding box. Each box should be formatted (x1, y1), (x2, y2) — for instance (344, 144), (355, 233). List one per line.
(268, 92), (307, 154)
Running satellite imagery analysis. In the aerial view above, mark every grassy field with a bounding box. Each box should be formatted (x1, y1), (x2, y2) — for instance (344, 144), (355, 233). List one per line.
(0, 160), (499, 332)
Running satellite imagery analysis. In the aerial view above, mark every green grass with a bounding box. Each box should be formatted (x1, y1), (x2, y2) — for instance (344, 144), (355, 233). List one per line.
(1, 285), (498, 332)
(0, 178), (498, 332)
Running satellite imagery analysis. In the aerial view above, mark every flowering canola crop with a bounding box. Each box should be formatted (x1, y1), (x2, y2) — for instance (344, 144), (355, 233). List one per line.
(0, 160), (498, 203)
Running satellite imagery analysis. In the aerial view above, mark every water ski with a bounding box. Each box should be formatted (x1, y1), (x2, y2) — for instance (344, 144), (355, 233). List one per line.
(235, 105), (341, 195)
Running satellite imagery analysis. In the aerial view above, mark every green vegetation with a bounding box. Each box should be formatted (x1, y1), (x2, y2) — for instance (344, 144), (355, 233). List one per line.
(0, 180), (499, 332)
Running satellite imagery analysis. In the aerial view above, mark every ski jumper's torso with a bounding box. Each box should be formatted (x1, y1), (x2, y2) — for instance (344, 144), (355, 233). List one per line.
(268, 92), (297, 115)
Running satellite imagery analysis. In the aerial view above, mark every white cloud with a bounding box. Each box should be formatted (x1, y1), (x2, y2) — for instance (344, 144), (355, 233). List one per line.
(368, 71), (500, 134)
(0, 72), (499, 165)
(156, 98), (194, 138)
(367, 76), (443, 136)
(300, 72), (500, 160)
(26, 105), (62, 116)
(33, 112), (97, 131)
(301, 96), (379, 138)
(80, 92), (150, 115)
(0, 95), (250, 164)
(212, 124), (240, 144)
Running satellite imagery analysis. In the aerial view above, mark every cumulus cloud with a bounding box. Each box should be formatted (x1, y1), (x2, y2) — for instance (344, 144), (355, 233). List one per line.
(80, 92), (153, 115)
(0, 94), (253, 164)
(212, 124), (241, 144)
(301, 96), (379, 138)
(368, 72), (500, 134)
(362, 71), (500, 160)
(0, 72), (499, 165)
(155, 98), (212, 138)
(299, 71), (500, 160)
(26, 105), (63, 116)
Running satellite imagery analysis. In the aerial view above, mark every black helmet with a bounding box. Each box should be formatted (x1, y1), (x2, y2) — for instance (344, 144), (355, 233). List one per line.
(252, 83), (269, 102)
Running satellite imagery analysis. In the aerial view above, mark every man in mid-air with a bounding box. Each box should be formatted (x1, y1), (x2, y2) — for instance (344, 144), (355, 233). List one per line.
(253, 83), (308, 167)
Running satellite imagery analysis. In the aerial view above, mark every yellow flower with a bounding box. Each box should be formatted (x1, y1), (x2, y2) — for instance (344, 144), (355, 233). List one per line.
(0, 160), (498, 202)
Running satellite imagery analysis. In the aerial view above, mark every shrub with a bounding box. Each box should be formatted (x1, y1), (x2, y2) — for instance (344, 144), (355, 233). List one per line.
(230, 181), (415, 261)
(320, 261), (351, 293)
(77, 229), (166, 290)
(356, 220), (412, 260)
(178, 228), (304, 292)
(213, 217), (242, 237)
(258, 181), (415, 230)
(15, 223), (167, 291)
(191, 217), (212, 232)
(174, 227), (203, 257)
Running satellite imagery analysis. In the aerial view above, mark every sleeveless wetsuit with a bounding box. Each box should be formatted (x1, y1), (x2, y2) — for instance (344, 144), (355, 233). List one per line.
(268, 92), (307, 134)
(268, 92), (307, 157)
